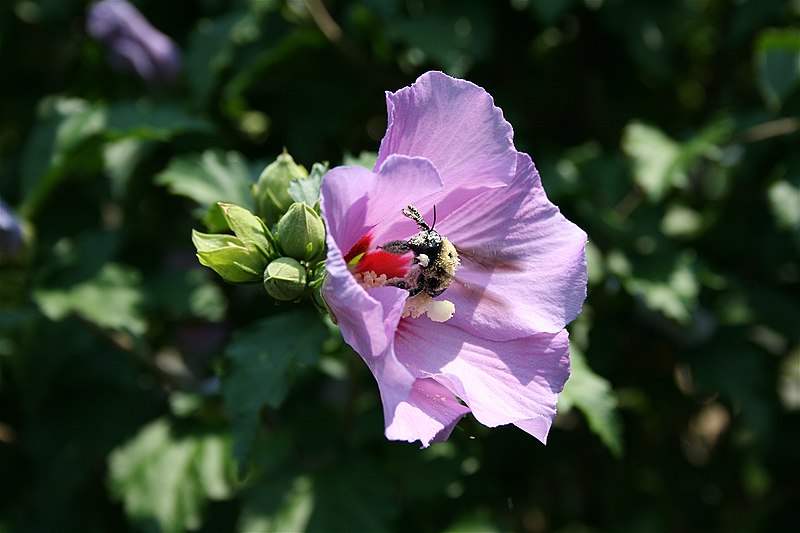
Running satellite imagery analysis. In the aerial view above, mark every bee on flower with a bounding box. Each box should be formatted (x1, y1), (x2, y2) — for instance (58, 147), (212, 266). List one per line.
(320, 71), (587, 447)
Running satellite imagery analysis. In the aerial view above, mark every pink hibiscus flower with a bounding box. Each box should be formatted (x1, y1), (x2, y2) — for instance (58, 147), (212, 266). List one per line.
(320, 71), (587, 446)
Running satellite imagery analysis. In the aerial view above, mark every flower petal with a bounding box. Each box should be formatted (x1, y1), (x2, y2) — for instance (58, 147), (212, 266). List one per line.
(438, 152), (587, 339)
(395, 319), (571, 444)
(383, 378), (470, 447)
(320, 155), (442, 254)
(322, 238), (407, 358)
(376, 71), (516, 193)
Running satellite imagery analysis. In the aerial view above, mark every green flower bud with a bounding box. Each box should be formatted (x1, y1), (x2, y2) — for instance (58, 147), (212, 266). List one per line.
(217, 202), (271, 258)
(275, 203), (326, 261)
(253, 151), (307, 226)
(263, 257), (307, 301)
(192, 230), (266, 283)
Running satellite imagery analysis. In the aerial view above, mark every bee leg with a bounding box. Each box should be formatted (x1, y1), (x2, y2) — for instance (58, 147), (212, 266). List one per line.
(379, 240), (411, 255)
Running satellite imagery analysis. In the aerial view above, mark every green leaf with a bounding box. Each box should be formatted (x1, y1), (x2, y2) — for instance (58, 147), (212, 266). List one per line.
(755, 28), (800, 110)
(34, 263), (146, 335)
(622, 121), (682, 202)
(184, 10), (247, 107)
(287, 162), (327, 207)
(622, 120), (733, 203)
(103, 138), (155, 200)
(305, 461), (397, 533)
(156, 150), (260, 231)
(104, 102), (213, 140)
(660, 204), (704, 238)
(144, 269), (227, 322)
(559, 344), (624, 457)
(222, 311), (328, 465)
(768, 179), (800, 234)
(239, 460), (396, 533)
(342, 151), (376, 170)
(19, 97), (105, 217)
(108, 418), (235, 533)
(238, 475), (315, 533)
(624, 250), (700, 324)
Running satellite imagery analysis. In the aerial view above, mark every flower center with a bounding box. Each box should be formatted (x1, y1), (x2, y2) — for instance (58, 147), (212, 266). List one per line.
(345, 204), (459, 324)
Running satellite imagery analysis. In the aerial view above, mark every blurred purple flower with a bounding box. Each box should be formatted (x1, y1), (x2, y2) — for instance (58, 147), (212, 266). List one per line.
(0, 198), (25, 262)
(86, 0), (181, 84)
(321, 72), (587, 447)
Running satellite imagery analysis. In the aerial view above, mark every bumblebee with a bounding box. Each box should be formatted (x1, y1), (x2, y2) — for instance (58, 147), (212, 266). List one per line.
(380, 205), (460, 297)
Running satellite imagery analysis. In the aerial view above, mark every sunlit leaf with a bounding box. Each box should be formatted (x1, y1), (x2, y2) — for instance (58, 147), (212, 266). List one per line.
(768, 180), (800, 232)
(239, 460), (396, 533)
(624, 251), (700, 324)
(622, 121), (682, 202)
(559, 343), (624, 457)
(155, 150), (261, 231)
(238, 475), (314, 533)
(34, 263), (146, 335)
(622, 120), (732, 203)
(342, 151), (377, 170)
(661, 204), (704, 238)
(108, 418), (235, 533)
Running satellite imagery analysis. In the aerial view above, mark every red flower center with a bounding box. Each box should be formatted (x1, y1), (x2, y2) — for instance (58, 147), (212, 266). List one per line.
(344, 233), (411, 280)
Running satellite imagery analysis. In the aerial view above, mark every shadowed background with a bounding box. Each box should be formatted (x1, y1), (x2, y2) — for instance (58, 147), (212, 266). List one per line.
(1, 1), (798, 532)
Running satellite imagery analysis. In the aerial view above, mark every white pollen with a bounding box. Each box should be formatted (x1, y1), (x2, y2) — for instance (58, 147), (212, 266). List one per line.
(402, 293), (455, 322)
(427, 299), (456, 322)
(417, 254), (430, 267)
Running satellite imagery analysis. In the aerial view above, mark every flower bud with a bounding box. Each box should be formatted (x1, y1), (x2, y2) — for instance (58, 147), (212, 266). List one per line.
(217, 203), (271, 258)
(275, 203), (326, 261)
(192, 230), (265, 283)
(263, 257), (307, 301)
(253, 152), (307, 226)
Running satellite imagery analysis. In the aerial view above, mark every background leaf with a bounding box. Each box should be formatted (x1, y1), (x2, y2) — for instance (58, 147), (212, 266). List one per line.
(559, 344), (624, 457)
(755, 28), (800, 110)
(2, 2), (798, 532)
(34, 263), (146, 335)
(108, 418), (236, 533)
(155, 150), (263, 231)
(222, 310), (328, 465)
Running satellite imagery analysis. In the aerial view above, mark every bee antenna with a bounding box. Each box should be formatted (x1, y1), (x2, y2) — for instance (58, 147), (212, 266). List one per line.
(431, 205), (437, 231)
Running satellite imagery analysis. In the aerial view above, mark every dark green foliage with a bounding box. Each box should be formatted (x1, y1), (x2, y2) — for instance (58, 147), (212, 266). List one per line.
(1, 1), (798, 532)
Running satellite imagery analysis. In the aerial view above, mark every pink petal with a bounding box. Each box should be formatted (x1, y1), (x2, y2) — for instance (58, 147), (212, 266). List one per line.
(395, 319), (571, 444)
(437, 152), (587, 339)
(383, 378), (470, 447)
(321, 155), (443, 254)
(376, 71), (516, 194)
(322, 238), (407, 358)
